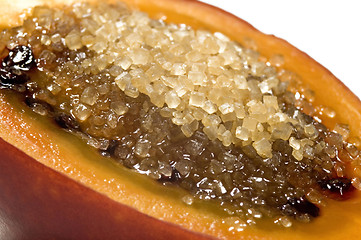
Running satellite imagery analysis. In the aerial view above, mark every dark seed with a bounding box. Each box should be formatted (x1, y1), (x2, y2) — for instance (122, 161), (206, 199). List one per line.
(2, 45), (35, 71)
(288, 197), (320, 217)
(101, 140), (119, 157)
(0, 45), (35, 88)
(54, 113), (80, 130)
(318, 177), (354, 196)
(0, 68), (29, 87)
(25, 96), (54, 115)
(281, 196), (320, 218)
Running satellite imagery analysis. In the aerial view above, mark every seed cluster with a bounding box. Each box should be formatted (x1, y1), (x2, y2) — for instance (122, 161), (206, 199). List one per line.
(0, 2), (360, 228)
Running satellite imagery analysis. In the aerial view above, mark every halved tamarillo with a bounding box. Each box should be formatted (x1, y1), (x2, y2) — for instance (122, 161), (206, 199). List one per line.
(1, 0), (361, 239)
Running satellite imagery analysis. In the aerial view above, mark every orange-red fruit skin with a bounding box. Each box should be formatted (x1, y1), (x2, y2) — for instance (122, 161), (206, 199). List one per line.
(0, 138), (212, 240)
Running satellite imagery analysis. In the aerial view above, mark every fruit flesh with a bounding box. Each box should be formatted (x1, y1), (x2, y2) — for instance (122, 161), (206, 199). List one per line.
(1, 2), (349, 225)
(0, 134), (215, 240)
(1, 0), (361, 239)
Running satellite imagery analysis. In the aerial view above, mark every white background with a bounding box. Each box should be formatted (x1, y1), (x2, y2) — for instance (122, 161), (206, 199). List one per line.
(200, 0), (361, 99)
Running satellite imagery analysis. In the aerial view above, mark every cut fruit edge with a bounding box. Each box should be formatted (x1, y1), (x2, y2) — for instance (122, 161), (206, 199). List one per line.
(1, 0), (361, 239)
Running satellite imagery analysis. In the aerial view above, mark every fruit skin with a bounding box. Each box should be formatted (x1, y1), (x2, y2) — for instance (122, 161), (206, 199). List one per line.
(0, 138), (213, 240)
(1, 0), (361, 240)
